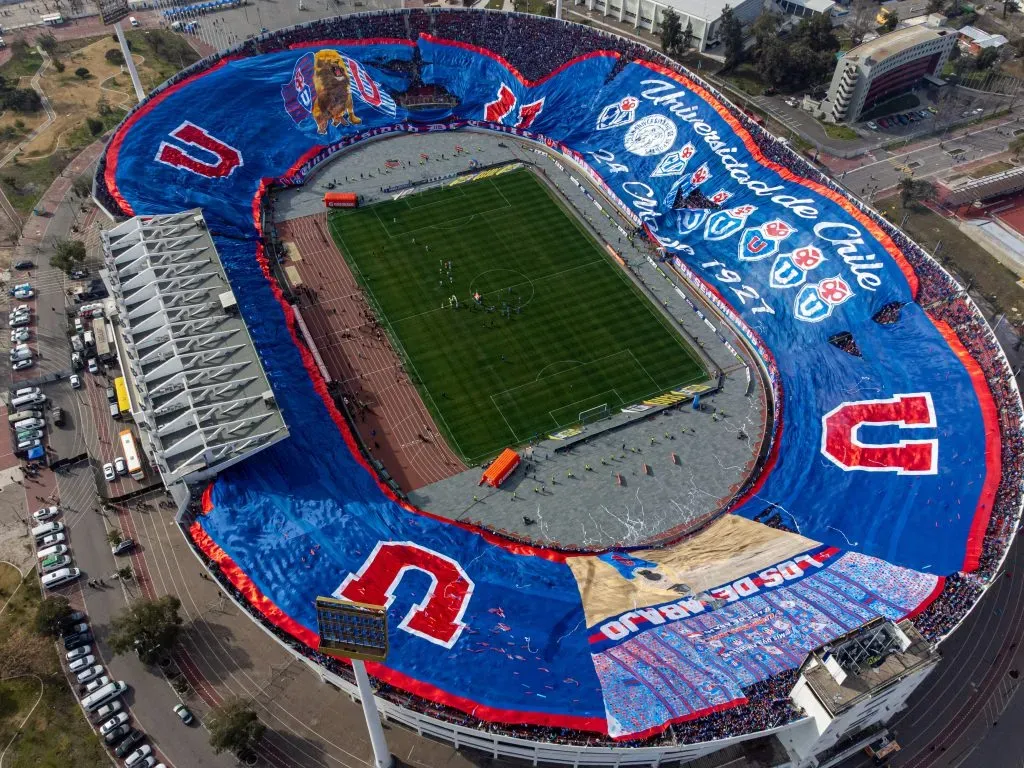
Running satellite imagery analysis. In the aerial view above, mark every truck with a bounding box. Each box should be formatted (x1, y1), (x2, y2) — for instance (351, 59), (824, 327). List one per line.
(93, 318), (110, 361)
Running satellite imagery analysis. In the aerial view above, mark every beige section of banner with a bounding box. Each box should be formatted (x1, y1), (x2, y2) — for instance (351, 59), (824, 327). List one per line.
(567, 515), (818, 628)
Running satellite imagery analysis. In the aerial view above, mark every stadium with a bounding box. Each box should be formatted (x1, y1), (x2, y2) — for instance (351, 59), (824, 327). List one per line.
(94, 8), (1022, 767)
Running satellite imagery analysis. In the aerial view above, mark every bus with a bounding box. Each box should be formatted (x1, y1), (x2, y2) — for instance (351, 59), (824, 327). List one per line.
(114, 376), (131, 416)
(93, 318), (111, 360)
(118, 429), (145, 481)
(40, 12), (64, 25)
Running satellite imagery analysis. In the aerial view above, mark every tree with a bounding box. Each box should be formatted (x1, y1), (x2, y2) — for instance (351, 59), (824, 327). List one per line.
(660, 8), (682, 56)
(34, 595), (71, 637)
(52, 59), (65, 73)
(106, 527), (123, 546)
(86, 117), (103, 135)
(751, 12), (780, 55)
(881, 11), (899, 32)
(849, 1), (877, 45)
(108, 595), (183, 665)
(208, 698), (266, 757)
(682, 20), (694, 52)
(1004, 0), (1020, 18)
(796, 12), (839, 53)
(74, 67), (90, 79)
(37, 33), (58, 55)
(51, 238), (86, 272)
(117, 566), (134, 582)
(720, 5), (745, 70)
(976, 47), (1001, 70)
(105, 48), (125, 66)
(898, 177), (936, 208)
(1011, 134), (1024, 157)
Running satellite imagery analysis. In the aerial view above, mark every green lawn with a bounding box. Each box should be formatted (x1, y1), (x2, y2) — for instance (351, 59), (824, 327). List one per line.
(329, 170), (706, 462)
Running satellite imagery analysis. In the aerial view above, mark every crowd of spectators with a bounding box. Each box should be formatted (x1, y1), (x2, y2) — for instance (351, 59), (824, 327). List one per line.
(110, 6), (1023, 749)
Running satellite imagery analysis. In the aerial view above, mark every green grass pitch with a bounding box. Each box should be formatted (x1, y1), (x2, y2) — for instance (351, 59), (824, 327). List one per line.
(328, 169), (707, 463)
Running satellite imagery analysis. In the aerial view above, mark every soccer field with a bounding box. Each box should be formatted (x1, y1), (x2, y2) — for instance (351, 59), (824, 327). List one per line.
(328, 168), (707, 463)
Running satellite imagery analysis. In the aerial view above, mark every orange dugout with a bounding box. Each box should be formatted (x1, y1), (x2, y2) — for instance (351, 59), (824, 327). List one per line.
(480, 448), (520, 488)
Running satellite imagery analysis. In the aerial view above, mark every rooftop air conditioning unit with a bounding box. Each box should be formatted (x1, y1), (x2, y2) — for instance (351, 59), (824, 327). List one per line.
(262, 390), (277, 409)
(192, 214), (206, 229)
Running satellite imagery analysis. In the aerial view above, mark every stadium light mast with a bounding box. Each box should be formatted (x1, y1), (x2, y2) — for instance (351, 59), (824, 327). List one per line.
(315, 597), (394, 768)
(114, 21), (146, 104)
(98, 0), (145, 103)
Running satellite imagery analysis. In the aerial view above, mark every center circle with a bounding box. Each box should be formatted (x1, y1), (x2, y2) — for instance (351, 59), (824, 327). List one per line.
(468, 268), (535, 308)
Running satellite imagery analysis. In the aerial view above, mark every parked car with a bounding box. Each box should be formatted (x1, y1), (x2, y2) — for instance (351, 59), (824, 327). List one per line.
(66, 644), (92, 662)
(100, 711), (130, 736)
(60, 611), (86, 627)
(113, 730), (144, 758)
(69, 268), (88, 279)
(12, 358), (33, 371)
(42, 567), (80, 589)
(106, 386), (116, 403)
(81, 674), (111, 695)
(112, 538), (135, 556)
(866, 121), (877, 130)
(14, 260), (33, 270)
(124, 744), (153, 766)
(114, 457), (127, 476)
(64, 631), (91, 650)
(70, 373), (81, 389)
(76, 665), (104, 685)
(90, 699), (123, 723)
(40, 554), (71, 573)
(173, 703), (194, 724)
(103, 463), (116, 482)
(10, 328), (29, 343)
(68, 654), (96, 673)
(32, 506), (59, 521)
(38, 532), (66, 548)
(9, 315), (29, 327)
(12, 288), (33, 300)
(87, 358), (99, 374)
(62, 622), (89, 637)
(104, 722), (133, 745)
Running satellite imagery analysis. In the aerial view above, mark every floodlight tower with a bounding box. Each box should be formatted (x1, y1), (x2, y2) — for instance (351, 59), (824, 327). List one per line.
(315, 597), (394, 768)
(97, 0), (145, 103)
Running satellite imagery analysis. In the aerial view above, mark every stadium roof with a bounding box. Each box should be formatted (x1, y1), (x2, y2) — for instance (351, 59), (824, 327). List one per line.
(102, 209), (289, 486)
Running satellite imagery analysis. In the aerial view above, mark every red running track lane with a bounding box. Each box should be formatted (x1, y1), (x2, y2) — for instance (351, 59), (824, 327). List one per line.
(277, 213), (466, 490)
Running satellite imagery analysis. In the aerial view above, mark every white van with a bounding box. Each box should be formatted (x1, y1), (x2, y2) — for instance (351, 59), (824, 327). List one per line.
(13, 387), (39, 398)
(41, 566), (80, 589)
(10, 348), (31, 362)
(11, 393), (45, 408)
(129, 15), (139, 26)
(82, 680), (127, 712)
(37, 543), (68, 560)
(31, 521), (64, 540)
(14, 418), (44, 430)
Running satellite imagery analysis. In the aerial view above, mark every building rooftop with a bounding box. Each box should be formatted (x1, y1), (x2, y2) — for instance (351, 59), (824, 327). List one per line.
(844, 26), (951, 66)
(959, 26), (1008, 48)
(800, 618), (937, 717)
(102, 209), (289, 485)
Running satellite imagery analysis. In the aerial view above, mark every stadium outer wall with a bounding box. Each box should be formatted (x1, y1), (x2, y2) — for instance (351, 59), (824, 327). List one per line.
(102, 7), (1023, 765)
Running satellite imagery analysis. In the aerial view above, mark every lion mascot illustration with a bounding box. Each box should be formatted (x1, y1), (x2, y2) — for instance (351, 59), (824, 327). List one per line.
(311, 50), (361, 134)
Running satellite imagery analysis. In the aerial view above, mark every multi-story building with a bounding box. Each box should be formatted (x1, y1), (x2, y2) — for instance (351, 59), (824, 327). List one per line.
(824, 26), (955, 123)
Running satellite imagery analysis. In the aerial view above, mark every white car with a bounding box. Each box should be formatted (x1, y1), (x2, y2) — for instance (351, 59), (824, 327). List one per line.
(38, 532), (66, 548)
(87, 358), (99, 374)
(32, 506), (59, 521)
(76, 665), (105, 685)
(12, 358), (33, 371)
(124, 745), (153, 767)
(68, 654), (96, 673)
(13, 288), (34, 299)
(90, 699), (122, 723)
(81, 674), (111, 695)
(10, 329), (29, 343)
(70, 374), (81, 389)
(103, 463), (116, 482)
(9, 315), (29, 327)
(99, 711), (130, 735)
(66, 645), (92, 662)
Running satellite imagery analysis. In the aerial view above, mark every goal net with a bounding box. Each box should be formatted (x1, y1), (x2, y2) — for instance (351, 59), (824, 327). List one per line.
(579, 403), (609, 425)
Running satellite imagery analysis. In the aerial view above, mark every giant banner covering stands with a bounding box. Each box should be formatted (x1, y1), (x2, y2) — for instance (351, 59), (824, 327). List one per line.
(100, 28), (1002, 741)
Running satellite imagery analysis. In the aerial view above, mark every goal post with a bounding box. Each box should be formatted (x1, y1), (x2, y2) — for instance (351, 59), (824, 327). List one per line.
(579, 403), (609, 425)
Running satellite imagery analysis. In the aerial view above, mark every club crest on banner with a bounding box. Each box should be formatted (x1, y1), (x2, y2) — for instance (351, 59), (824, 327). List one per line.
(794, 275), (854, 323)
(650, 143), (696, 178)
(281, 50), (396, 135)
(676, 208), (708, 234)
(624, 114), (677, 156)
(708, 189), (732, 206)
(738, 219), (795, 262)
(596, 95), (639, 131)
(704, 204), (756, 241)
